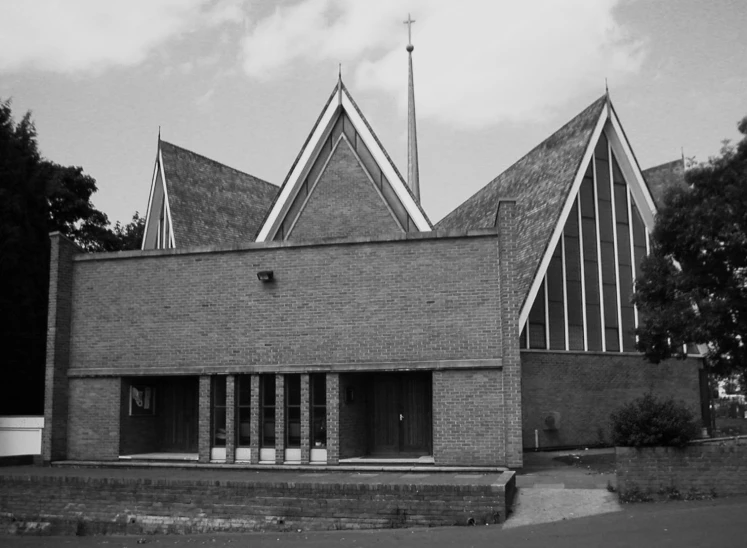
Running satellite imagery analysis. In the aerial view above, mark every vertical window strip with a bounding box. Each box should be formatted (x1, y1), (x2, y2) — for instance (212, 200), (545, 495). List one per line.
(578, 195), (588, 351)
(592, 155), (607, 352)
(561, 233), (570, 350)
(628, 188), (639, 333)
(547, 244), (565, 350)
(608, 140), (624, 352)
(544, 273), (550, 349)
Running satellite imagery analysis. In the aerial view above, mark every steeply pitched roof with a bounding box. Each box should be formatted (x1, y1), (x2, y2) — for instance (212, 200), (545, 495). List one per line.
(436, 96), (607, 310)
(642, 159), (686, 208)
(159, 141), (278, 248)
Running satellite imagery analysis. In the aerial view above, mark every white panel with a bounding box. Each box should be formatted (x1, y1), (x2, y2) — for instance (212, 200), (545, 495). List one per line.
(310, 448), (328, 463)
(235, 447), (252, 462)
(284, 448), (302, 463)
(259, 448), (275, 463)
(210, 447), (226, 462)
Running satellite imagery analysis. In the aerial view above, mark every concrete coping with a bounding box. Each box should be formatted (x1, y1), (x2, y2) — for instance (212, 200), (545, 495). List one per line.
(72, 227), (500, 262)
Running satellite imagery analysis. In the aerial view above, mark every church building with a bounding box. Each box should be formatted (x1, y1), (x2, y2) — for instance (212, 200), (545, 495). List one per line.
(43, 37), (705, 470)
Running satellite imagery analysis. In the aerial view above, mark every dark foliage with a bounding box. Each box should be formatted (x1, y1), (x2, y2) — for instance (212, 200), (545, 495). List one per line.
(610, 393), (699, 447)
(0, 100), (142, 414)
(634, 115), (747, 381)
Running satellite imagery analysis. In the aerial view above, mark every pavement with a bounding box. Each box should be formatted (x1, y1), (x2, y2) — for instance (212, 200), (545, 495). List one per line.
(507, 448), (622, 528)
(2, 496), (746, 547)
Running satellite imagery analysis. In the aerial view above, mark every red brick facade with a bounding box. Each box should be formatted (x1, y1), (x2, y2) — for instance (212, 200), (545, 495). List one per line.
(521, 350), (703, 449)
(288, 140), (401, 240)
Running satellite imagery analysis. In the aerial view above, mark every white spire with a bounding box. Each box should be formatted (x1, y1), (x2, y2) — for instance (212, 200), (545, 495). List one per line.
(404, 13), (420, 203)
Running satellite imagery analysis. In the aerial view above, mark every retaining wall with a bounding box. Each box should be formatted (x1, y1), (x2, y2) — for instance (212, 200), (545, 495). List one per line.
(0, 470), (515, 535)
(616, 438), (747, 498)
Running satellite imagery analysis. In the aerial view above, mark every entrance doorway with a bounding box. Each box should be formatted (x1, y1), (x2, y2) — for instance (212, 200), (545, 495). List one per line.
(369, 372), (431, 457)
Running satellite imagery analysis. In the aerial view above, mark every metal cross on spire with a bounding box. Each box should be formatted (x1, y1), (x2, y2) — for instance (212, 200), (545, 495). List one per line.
(404, 13), (415, 50)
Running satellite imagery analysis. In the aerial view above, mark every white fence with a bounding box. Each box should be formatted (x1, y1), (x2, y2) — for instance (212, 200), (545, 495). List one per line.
(0, 416), (44, 457)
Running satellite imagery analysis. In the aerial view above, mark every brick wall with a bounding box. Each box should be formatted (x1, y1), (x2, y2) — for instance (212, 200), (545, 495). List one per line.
(67, 378), (120, 460)
(288, 140), (402, 240)
(0, 471), (515, 533)
(616, 441), (747, 498)
(68, 233), (501, 374)
(43, 233), (79, 463)
(433, 369), (505, 466)
(522, 351), (702, 449)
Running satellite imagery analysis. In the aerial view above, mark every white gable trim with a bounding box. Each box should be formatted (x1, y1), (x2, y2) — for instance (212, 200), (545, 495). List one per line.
(255, 84), (430, 242)
(518, 103), (609, 330)
(340, 92), (430, 231)
(141, 155), (160, 250)
(607, 109), (657, 231)
(159, 149), (176, 248)
(255, 91), (341, 242)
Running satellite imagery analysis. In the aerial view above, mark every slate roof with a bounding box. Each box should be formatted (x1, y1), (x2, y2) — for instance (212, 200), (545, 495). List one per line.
(436, 95), (607, 311)
(160, 141), (278, 247)
(642, 159), (686, 209)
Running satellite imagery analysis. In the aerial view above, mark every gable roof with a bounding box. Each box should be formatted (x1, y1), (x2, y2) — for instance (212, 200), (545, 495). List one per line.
(157, 140), (278, 248)
(642, 159), (686, 208)
(437, 96), (608, 312)
(255, 80), (432, 241)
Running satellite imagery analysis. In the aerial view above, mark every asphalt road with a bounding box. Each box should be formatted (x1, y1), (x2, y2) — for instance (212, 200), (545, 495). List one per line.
(3, 496), (746, 548)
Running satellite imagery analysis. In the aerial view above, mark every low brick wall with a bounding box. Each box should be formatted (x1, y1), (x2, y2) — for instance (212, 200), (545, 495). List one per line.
(0, 470), (515, 535)
(616, 439), (747, 499)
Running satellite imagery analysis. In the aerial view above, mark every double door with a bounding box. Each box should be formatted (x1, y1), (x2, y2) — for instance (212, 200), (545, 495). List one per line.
(370, 373), (431, 456)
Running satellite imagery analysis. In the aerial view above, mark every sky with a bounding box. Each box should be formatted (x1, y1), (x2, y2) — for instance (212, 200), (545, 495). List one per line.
(1, 0), (745, 226)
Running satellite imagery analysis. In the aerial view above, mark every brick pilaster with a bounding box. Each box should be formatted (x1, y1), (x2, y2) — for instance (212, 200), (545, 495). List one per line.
(497, 199), (523, 468)
(274, 374), (285, 464)
(43, 233), (80, 464)
(250, 375), (260, 464)
(326, 373), (340, 464)
(225, 375), (235, 464)
(198, 376), (211, 463)
(300, 374), (310, 464)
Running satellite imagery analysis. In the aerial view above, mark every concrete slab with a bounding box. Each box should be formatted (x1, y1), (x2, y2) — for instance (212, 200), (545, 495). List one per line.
(504, 487), (622, 529)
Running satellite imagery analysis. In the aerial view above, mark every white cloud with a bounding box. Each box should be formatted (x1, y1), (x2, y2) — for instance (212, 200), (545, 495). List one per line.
(240, 0), (645, 127)
(0, 0), (245, 74)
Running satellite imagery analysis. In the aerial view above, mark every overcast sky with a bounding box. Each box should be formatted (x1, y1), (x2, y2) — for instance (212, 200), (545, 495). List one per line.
(1, 0), (745, 225)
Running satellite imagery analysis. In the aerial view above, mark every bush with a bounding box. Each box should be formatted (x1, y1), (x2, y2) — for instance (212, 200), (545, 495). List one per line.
(610, 393), (699, 447)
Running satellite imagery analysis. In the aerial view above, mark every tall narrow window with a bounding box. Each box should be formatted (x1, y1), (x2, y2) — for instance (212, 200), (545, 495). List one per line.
(528, 280), (547, 349)
(260, 375), (276, 448)
(547, 241), (565, 350)
(311, 374), (326, 448)
(211, 376), (227, 448)
(581, 170), (602, 350)
(564, 199), (585, 350)
(596, 134), (619, 351)
(285, 374), (301, 448)
(236, 375), (251, 447)
(613, 156), (636, 351)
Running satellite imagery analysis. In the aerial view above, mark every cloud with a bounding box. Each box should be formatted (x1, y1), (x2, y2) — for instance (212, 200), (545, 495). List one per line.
(240, 0), (645, 127)
(0, 0), (245, 74)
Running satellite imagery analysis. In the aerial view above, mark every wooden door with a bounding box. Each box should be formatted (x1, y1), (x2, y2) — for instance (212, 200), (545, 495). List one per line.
(370, 373), (431, 456)
(158, 378), (198, 453)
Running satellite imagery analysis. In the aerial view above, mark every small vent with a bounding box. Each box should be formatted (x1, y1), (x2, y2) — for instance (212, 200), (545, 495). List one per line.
(543, 411), (561, 431)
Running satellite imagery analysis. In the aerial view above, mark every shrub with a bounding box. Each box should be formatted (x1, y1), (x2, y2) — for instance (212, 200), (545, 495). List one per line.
(610, 393), (699, 447)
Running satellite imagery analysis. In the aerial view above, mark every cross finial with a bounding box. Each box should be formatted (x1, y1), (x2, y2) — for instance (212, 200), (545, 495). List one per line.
(404, 13), (415, 51)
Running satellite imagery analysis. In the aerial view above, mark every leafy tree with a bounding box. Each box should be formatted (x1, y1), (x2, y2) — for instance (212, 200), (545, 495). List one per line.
(0, 100), (143, 414)
(634, 115), (747, 389)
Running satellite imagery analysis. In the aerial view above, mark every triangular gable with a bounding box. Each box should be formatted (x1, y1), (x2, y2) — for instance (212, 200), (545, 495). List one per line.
(255, 81), (432, 242)
(142, 140), (278, 250)
(285, 127), (407, 240)
(517, 98), (658, 330)
(142, 143), (176, 249)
